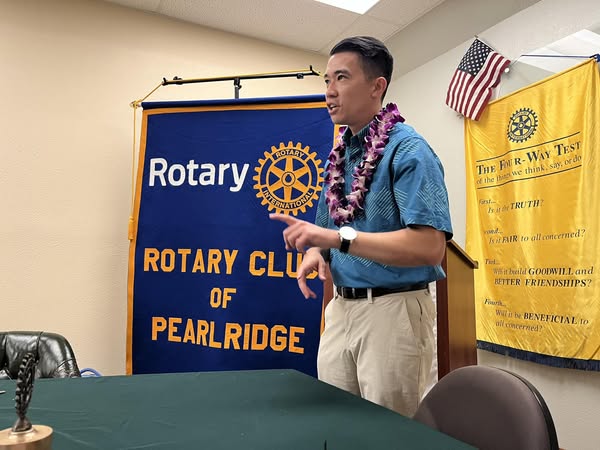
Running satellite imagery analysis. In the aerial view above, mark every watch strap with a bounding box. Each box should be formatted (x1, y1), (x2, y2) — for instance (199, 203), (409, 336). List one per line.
(339, 238), (351, 253)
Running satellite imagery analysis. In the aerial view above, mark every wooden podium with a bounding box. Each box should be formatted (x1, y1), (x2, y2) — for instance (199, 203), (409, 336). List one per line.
(435, 240), (478, 379)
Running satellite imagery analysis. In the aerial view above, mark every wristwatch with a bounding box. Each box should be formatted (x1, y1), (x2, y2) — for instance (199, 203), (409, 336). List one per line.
(338, 226), (357, 253)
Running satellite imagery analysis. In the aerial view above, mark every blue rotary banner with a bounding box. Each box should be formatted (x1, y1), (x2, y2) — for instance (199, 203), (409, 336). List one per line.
(127, 95), (334, 376)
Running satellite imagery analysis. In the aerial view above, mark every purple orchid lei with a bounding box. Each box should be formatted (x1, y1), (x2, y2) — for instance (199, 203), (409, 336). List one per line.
(324, 103), (405, 226)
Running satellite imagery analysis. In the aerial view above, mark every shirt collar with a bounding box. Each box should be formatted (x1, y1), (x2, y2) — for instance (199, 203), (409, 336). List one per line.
(342, 123), (371, 149)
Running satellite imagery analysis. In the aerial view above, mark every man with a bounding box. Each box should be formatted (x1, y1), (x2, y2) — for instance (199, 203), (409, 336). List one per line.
(270, 36), (452, 417)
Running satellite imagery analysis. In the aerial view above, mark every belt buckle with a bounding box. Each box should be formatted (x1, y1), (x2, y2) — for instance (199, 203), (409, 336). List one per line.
(350, 287), (357, 298)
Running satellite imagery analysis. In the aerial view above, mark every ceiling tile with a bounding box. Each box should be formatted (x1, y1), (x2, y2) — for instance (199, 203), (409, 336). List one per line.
(320, 15), (400, 54)
(100, 0), (540, 76)
(101, 0), (451, 54)
(154, 0), (359, 52)
(108, 0), (161, 11)
(367, 0), (445, 27)
(522, 29), (600, 73)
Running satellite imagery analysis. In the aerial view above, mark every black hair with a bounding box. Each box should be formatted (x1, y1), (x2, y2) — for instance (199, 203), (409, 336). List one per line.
(330, 36), (394, 100)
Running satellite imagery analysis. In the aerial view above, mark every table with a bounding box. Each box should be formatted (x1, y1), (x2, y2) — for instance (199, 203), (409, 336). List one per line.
(0, 369), (474, 449)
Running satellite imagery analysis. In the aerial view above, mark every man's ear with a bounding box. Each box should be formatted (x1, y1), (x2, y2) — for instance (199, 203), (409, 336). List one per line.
(371, 76), (388, 99)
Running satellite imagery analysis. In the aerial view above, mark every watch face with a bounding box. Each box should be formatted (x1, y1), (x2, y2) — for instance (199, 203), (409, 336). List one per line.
(339, 226), (357, 240)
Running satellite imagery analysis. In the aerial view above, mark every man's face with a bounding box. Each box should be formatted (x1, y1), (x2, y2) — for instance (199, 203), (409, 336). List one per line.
(324, 51), (381, 134)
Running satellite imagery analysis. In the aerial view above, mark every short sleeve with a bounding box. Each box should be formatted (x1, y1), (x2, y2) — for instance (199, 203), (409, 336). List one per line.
(391, 137), (453, 240)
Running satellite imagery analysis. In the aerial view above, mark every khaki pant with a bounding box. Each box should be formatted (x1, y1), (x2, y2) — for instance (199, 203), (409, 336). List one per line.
(317, 288), (434, 417)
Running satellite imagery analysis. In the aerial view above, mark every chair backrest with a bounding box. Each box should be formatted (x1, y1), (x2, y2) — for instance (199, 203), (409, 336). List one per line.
(0, 331), (81, 379)
(413, 365), (559, 450)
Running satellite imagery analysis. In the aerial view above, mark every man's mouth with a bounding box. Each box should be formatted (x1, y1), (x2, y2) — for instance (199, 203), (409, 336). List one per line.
(327, 104), (339, 113)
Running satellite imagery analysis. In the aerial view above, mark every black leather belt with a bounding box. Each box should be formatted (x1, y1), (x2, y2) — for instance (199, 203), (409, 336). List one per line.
(336, 283), (428, 299)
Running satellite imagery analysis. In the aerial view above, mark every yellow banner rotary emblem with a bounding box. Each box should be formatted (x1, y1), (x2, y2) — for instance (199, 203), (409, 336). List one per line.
(507, 107), (538, 143)
(253, 142), (324, 215)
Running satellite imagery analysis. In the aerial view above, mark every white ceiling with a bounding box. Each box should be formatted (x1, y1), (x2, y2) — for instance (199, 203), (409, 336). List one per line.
(101, 0), (447, 55)
(518, 28), (600, 73)
(100, 0), (543, 76)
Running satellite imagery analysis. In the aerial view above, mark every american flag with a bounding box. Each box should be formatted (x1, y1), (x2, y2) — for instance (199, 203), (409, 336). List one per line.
(446, 39), (510, 120)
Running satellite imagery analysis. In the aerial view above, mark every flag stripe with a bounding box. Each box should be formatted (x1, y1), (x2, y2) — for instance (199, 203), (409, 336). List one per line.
(445, 70), (461, 106)
(470, 57), (511, 119)
(461, 53), (500, 114)
(459, 53), (501, 115)
(466, 53), (507, 118)
(458, 73), (477, 115)
(450, 72), (469, 110)
(451, 72), (470, 110)
(445, 39), (510, 120)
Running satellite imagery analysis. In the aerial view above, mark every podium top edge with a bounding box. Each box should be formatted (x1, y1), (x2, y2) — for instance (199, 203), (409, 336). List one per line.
(447, 240), (479, 269)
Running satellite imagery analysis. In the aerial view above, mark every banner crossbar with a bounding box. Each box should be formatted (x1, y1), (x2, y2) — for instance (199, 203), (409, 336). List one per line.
(131, 66), (321, 106)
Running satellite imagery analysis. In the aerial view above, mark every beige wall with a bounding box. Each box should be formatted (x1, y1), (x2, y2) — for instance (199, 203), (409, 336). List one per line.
(387, 1), (600, 449)
(0, 0), (327, 375)
(2, 0), (599, 448)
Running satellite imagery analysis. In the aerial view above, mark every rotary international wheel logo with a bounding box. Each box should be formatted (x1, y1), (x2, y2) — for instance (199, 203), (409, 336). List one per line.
(253, 141), (324, 215)
(507, 107), (538, 143)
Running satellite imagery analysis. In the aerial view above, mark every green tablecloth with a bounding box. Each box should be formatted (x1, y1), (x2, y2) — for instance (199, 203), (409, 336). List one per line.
(0, 369), (474, 449)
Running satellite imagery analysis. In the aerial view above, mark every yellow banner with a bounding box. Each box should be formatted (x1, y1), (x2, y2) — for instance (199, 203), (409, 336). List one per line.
(465, 59), (600, 368)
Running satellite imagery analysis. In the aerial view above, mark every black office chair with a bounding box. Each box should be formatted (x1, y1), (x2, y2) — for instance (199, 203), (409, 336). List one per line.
(413, 365), (559, 450)
(0, 331), (81, 379)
